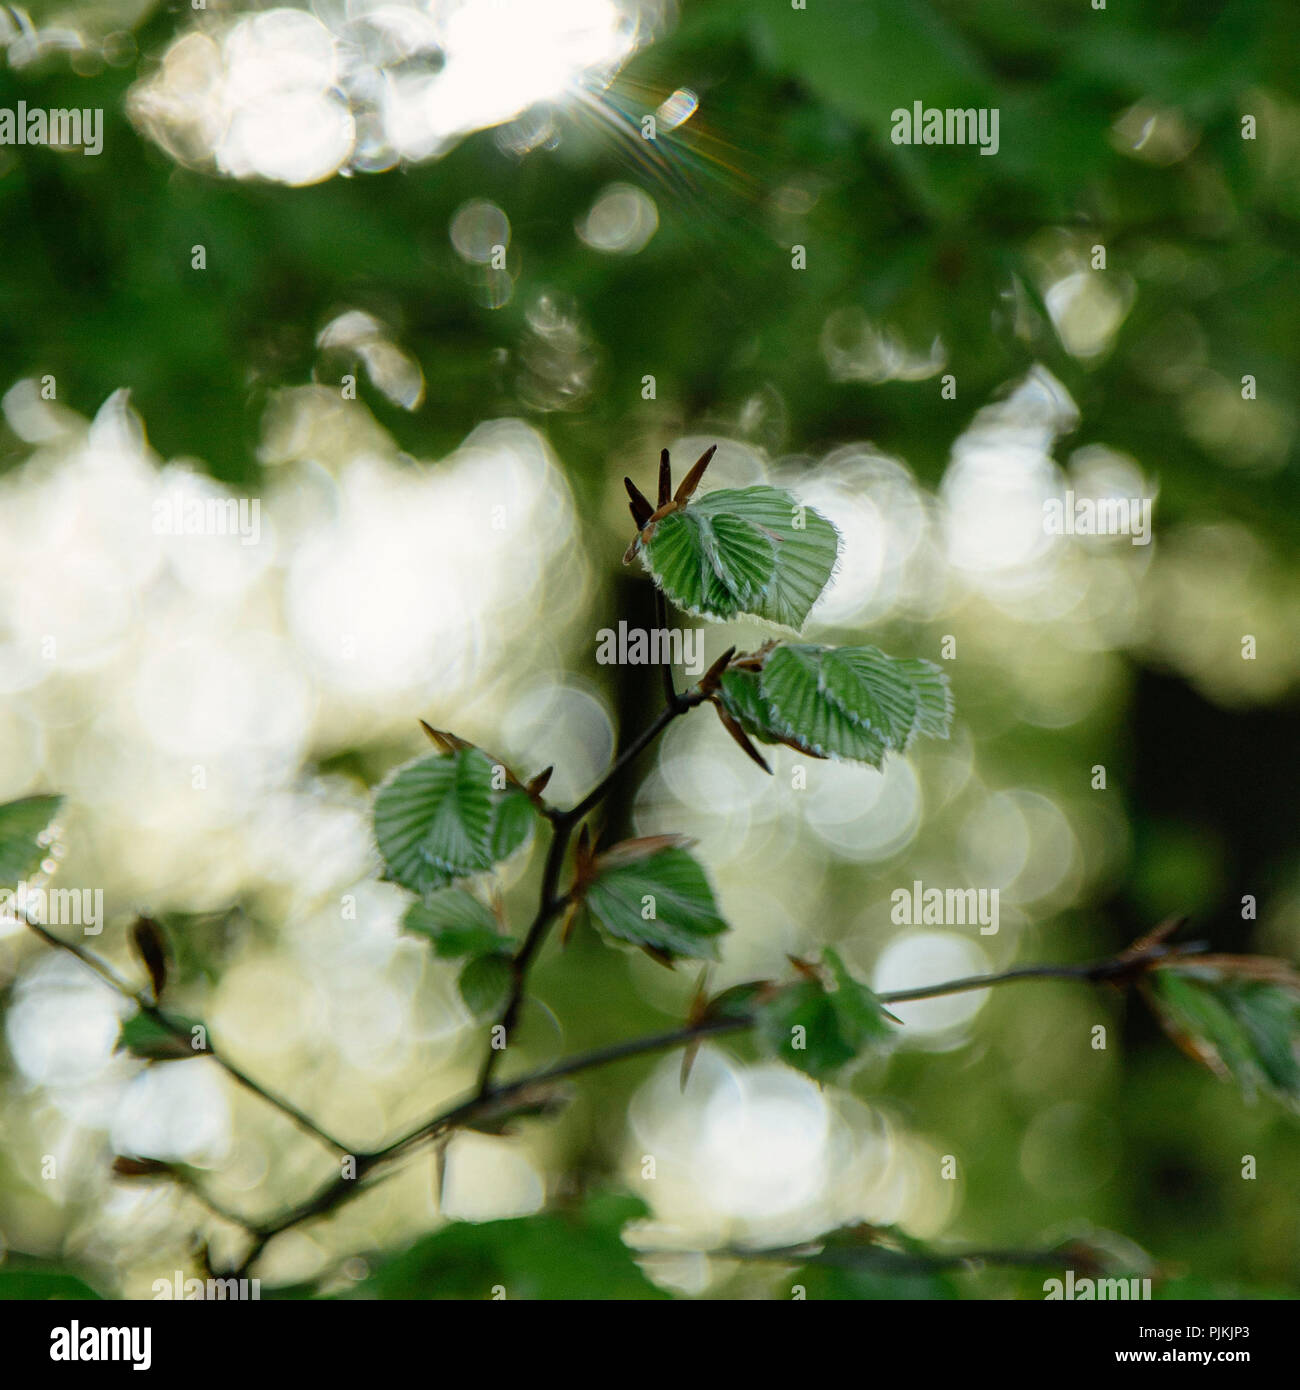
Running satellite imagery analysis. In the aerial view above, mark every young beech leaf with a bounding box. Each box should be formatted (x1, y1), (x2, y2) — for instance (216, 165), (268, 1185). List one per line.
(702, 980), (776, 1022)
(491, 787), (538, 863)
(756, 949), (897, 1081)
(760, 645), (890, 764)
(894, 658), (955, 740)
(715, 669), (817, 754)
(819, 647), (924, 748)
(458, 952), (514, 1019)
(404, 890), (514, 959)
(117, 1011), (208, 1062)
(716, 645), (952, 768)
(1143, 958), (1300, 1112)
(0, 794), (62, 885)
(584, 843), (728, 963)
(373, 748), (539, 895)
(637, 486), (838, 629)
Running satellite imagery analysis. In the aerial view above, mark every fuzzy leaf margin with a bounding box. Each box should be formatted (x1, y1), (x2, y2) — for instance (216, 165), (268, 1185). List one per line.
(635, 486), (840, 630)
(374, 749), (539, 896)
(583, 841), (729, 964)
(715, 644), (952, 768)
(755, 949), (898, 1081)
(1142, 956), (1300, 1112)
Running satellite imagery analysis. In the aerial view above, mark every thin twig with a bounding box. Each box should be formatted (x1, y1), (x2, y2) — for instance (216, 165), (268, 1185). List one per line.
(473, 681), (705, 1097)
(712, 1240), (1084, 1275)
(22, 918), (351, 1154)
(877, 941), (1195, 1005)
(229, 938), (1180, 1277)
(235, 1015), (749, 1273)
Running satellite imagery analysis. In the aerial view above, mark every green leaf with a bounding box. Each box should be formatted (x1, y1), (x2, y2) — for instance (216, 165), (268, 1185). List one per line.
(715, 669), (793, 749)
(819, 646), (923, 747)
(758, 980), (858, 1079)
(756, 950), (897, 1081)
(760, 645), (890, 765)
(490, 787), (538, 864)
(790, 1261), (958, 1300)
(694, 488), (841, 629)
(895, 658), (956, 740)
(0, 794), (62, 885)
(709, 511), (781, 604)
(584, 844), (728, 962)
(404, 890), (513, 959)
(373, 749), (538, 895)
(118, 1011), (208, 1061)
(639, 486), (838, 629)
(703, 980), (772, 1022)
(458, 952), (514, 1019)
(0, 1265), (103, 1300)
(329, 1196), (667, 1300)
(716, 645), (952, 767)
(640, 508), (769, 621)
(1145, 959), (1300, 1112)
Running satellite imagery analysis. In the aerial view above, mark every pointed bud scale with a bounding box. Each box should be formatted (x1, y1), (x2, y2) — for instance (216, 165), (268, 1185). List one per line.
(558, 898), (581, 948)
(419, 721), (459, 753)
(657, 448), (672, 508)
(673, 444), (717, 505)
(713, 700), (772, 774)
(526, 766), (554, 799)
(679, 1039), (701, 1091)
(595, 833), (693, 870)
(131, 917), (168, 1000)
(698, 646), (736, 696)
(112, 1155), (175, 1178)
(787, 954), (822, 983)
(624, 476), (654, 528)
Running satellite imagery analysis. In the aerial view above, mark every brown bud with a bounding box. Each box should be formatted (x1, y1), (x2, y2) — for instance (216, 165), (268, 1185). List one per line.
(673, 444), (717, 505)
(525, 765), (554, 800)
(131, 917), (168, 1000)
(713, 701), (772, 774)
(112, 1156), (174, 1179)
(624, 476), (654, 529)
(558, 898), (581, 948)
(697, 646), (736, 697)
(419, 721), (472, 754)
(594, 834), (692, 871)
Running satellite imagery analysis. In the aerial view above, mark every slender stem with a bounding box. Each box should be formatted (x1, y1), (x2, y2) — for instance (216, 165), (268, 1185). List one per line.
(878, 962), (1096, 1004)
(472, 817), (572, 1096)
(177, 1176), (263, 1234)
(561, 696), (695, 827)
(236, 1015), (748, 1271)
(23, 918), (351, 1154)
(26, 877), (1181, 1278)
(876, 944), (1186, 1005)
(393, 1017), (746, 1165)
(473, 682), (705, 1097)
(715, 1241), (1082, 1275)
(230, 941), (1178, 1277)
